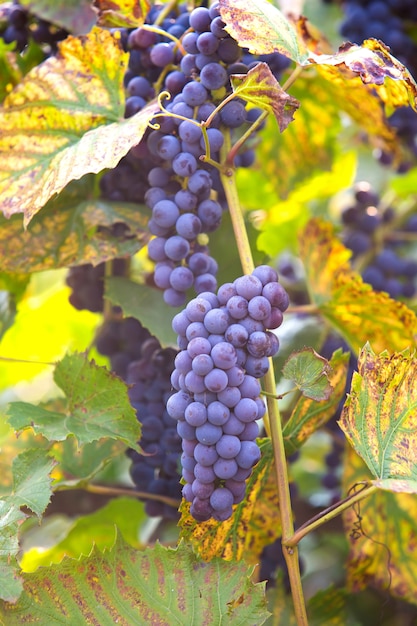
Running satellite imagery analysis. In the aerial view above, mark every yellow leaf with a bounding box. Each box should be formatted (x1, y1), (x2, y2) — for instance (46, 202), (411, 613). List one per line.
(342, 447), (417, 605)
(0, 27), (158, 225)
(299, 218), (417, 353)
(179, 439), (281, 562)
(310, 39), (417, 113)
(96, 0), (150, 28)
(340, 344), (417, 485)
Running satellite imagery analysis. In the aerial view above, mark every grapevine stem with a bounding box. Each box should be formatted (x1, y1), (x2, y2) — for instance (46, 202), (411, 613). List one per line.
(57, 482), (181, 508)
(219, 133), (308, 626)
(284, 483), (378, 547)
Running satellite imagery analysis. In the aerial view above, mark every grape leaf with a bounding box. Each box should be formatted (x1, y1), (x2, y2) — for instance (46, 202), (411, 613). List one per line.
(0, 290), (15, 342)
(282, 349), (349, 454)
(0, 40), (21, 102)
(230, 62), (299, 131)
(310, 39), (417, 114)
(219, 0), (308, 63)
(10, 449), (56, 518)
(51, 437), (126, 484)
(96, 0), (150, 28)
(339, 344), (417, 491)
(0, 177), (149, 273)
(308, 586), (348, 625)
(21, 498), (146, 573)
(105, 277), (177, 347)
(180, 439), (282, 563)
(0, 501), (25, 602)
(19, 0), (97, 35)
(7, 353), (141, 450)
(0, 27), (158, 225)
(298, 218), (417, 354)
(342, 447), (417, 605)
(282, 347), (333, 401)
(0, 537), (271, 625)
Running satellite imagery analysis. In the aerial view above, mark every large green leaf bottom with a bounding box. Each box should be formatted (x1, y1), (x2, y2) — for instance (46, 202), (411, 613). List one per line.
(0, 538), (270, 625)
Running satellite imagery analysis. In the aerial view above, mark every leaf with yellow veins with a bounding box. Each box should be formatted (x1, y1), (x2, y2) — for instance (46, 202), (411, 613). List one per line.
(230, 63), (299, 131)
(342, 447), (417, 605)
(219, 0), (308, 64)
(299, 218), (417, 354)
(179, 439), (281, 563)
(0, 27), (158, 225)
(340, 344), (417, 491)
(96, 0), (150, 28)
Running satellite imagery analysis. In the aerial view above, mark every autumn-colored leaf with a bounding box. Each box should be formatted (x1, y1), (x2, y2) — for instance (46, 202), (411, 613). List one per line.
(19, 0), (97, 35)
(310, 39), (417, 114)
(299, 218), (417, 354)
(0, 177), (149, 273)
(283, 349), (349, 454)
(342, 447), (417, 605)
(340, 344), (417, 491)
(230, 62), (299, 131)
(0, 41), (21, 102)
(96, 0), (150, 28)
(219, 0), (308, 64)
(0, 27), (158, 225)
(282, 347), (333, 401)
(180, 439), (282, 563)
(0, 538), (270, 625)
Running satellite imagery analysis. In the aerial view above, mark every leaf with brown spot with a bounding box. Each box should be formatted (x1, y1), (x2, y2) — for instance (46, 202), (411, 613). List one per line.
(310, 40), (417, 114)
(0, 27), (158, 225)
(96, 0), (150, 28)
(230, 62), (299, 131)
(0, 177), (149, 273)
(19, 0), (97, 35)
(299, 218), (417, 354)
(180, 439), (281, 563)
(342, 447), (417, 605)
(283, 349), (349, 454)
(219, 0), (308, 63)
(0, 537), (271, 624)
(340, 344), (417, 490)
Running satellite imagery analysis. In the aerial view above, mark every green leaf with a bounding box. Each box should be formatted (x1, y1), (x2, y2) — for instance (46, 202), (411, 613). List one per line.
(0, 40), (21, 102)
(0, 176), (149, 273)
(230, 62), (299, 131)
(339, 344), (417, 489)
(11, 449), (56, 518)
(19, 0), (97, 35)
(105, 277), (177, 347)
(21, 498), (146, 572)
(0, 537), (271, 625)
(7, 353), (141, 450)
(283, 349), (349, 454)
(219, 0), (308, 64)
(0, 501), (25, 602)
(308, 586), (349, 625)
(0, 290), (16, 343)
(282, 347), (333, 401)
(0, 27), (159, 225)
(51, 437), (127, 484)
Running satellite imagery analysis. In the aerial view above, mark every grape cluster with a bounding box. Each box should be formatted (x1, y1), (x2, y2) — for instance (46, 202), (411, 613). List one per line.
(341, 182), (417, 299)
(167, 266), (289, 522)
(339, 0), (417, 168)
(66, 257), (128, 313)
(118, 3), (291, 307)
(0, 2), (67, 53)
(95, 315), (182, 518)
(125, 338), (181, 519)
